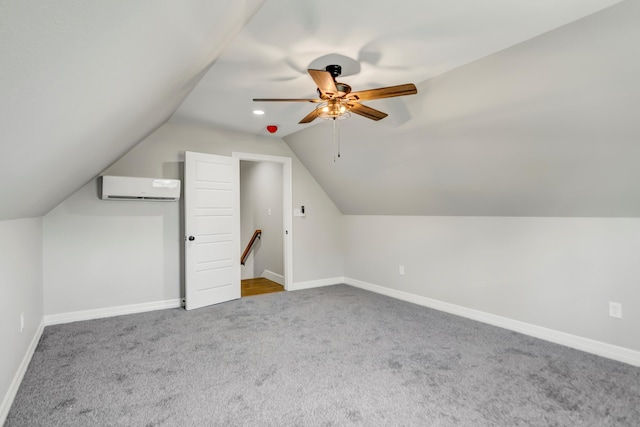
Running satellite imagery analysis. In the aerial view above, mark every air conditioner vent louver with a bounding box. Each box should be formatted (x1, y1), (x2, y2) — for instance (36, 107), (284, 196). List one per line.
(106, 196), (177, 200)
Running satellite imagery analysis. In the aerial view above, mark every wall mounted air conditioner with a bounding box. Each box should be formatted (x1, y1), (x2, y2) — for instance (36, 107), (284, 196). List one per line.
(100, 175), (181, 201)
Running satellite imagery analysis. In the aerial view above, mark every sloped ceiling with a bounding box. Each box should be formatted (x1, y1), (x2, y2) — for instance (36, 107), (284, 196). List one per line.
(285, 0), (640, 216)
(173, 0), (638, 217)
(2, 0), (635, 220)
(0, 0), (263, 220)
(173, 0), (622, 137)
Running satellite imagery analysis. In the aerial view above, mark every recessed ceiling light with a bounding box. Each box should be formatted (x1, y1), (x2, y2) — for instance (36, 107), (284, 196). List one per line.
(253, 110), (265, 115)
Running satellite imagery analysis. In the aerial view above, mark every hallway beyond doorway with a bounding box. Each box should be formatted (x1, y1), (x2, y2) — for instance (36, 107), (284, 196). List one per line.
(241, 277), (284, 297)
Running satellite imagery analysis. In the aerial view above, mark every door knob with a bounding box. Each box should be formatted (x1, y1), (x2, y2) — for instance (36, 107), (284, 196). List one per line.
(188, 236), (195, 241)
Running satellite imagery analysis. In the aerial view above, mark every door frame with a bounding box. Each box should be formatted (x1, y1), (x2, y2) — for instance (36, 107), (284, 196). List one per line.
(233, 152), (293, 291)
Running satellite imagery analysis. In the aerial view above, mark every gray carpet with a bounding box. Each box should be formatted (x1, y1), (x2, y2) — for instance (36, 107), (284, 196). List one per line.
(6, 285), (640, 426)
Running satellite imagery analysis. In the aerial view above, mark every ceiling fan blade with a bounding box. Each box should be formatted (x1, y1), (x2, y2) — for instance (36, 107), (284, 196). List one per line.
(299, 109), (319, 124)
(308, 69), (339, 99)
(253, 98), (323, 103)
(347, 83), (417, 102)
(347, 103), (388, 121)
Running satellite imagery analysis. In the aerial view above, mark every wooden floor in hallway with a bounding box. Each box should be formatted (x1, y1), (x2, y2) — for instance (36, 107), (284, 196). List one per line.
(241, 277), (285, 297)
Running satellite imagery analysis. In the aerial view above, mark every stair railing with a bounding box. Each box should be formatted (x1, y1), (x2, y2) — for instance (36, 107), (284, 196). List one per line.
(241, 229), (262, 265)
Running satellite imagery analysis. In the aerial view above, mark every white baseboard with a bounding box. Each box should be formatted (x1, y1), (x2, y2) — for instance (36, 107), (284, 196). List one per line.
(290, 276), (345, 291)
(344, 277), (640, 367)
(261, 270), (285, 286)
(44, 299), (182, 326)
(0, 320), (45, 426)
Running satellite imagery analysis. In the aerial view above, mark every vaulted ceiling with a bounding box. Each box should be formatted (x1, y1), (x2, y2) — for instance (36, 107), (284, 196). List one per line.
(285, 1), (640, 216)
(2, 0), (637, 220)
(0, 0), (263, 220)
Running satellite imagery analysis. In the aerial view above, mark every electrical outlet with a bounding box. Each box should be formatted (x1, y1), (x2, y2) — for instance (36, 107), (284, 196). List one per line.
(399, 265), (405, 276)
(20, 313), (24, 332)
(609, 302), (622, 318)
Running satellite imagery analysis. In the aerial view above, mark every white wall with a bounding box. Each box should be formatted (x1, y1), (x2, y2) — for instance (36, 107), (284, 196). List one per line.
(240, 161), (257, 278)
(240, 161), (283, 279)
(43, 119), (344, 315)
(43, 183), (179, 314)
(0, 218), (43, 422)
(344, 215), (640, 352)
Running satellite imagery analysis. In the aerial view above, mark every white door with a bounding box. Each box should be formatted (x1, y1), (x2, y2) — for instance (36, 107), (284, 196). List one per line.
(184, 151), (240, 310)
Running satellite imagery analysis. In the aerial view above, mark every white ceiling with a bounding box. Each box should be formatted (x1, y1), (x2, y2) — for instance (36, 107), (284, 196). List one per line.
(289, 0), (640, 216)
(2, 0), (637, 220)
(0, 0), (262, 220)
(173, 0), (622, 137)
(173, 0), (640, 217)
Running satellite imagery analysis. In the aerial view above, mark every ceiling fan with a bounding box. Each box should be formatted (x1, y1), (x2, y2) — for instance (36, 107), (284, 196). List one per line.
(253, 65), (418, 124)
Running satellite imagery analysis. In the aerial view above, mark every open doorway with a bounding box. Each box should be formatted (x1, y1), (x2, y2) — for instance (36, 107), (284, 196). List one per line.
(233, 152), (293, 296)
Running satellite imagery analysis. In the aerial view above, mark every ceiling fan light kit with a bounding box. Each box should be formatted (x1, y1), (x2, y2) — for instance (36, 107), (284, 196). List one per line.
(316, 99), (351, 120)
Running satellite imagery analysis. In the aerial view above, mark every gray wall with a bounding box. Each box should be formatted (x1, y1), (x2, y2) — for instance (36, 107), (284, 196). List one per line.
(240, 161), (257, 278)
(43, 119), (344, 315)
(43, 183), (178, 313)
(0, 218), (43, 420)
(344, 215), (640, 352)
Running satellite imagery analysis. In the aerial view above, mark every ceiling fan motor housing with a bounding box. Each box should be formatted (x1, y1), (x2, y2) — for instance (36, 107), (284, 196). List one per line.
(325, 64), (342, 78)
(320, 65), (351, 96)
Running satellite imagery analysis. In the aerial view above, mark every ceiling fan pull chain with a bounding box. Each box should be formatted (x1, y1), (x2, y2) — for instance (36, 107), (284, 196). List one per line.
(333, 118), (341, 162)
